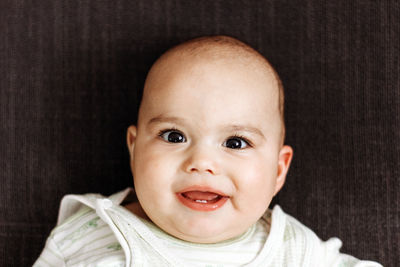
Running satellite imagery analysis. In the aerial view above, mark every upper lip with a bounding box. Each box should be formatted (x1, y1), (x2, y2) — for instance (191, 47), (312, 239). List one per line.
(177, 185), (230, 198)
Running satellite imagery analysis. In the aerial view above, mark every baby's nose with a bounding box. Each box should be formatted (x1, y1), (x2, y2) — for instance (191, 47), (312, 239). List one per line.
(182, 145), (220, 175)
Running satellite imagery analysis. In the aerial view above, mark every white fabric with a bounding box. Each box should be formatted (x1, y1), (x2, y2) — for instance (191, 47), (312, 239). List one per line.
(33, 188), (382, 267)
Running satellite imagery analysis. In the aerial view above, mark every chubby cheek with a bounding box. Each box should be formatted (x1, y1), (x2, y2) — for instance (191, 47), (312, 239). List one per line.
(133, 144), (178, 204)
(232, 158), (278, 214)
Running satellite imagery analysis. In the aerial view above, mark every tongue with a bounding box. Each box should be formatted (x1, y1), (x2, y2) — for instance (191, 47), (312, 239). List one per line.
(182, 191), (220, 201)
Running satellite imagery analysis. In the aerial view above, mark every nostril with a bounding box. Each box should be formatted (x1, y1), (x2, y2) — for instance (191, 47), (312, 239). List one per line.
(188, 167), (214, 174)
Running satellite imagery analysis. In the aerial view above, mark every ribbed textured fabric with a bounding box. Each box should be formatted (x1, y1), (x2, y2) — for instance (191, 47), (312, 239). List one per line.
(1, 1), (398, 266)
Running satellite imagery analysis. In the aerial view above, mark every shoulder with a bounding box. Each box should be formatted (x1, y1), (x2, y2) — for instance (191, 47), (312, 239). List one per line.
(267, 206), (382, 267)
(50, 205), (106, 247)
(52, 205), (124, 264)
(34, 189), (133, 266)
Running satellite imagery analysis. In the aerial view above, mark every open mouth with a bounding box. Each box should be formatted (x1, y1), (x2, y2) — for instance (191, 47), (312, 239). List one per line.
(176, 189), (229, 212)
(182, 191), (223, 203)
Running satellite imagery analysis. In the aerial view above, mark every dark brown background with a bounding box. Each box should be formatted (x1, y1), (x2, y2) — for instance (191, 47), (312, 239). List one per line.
(1, 1), (399, 266)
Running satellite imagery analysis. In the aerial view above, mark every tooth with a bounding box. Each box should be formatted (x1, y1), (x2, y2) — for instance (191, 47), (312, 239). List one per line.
(195, 200), (207, 203)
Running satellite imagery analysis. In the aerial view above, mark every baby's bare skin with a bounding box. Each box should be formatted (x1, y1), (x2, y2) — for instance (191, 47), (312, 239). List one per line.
(126, 36), (293, 243)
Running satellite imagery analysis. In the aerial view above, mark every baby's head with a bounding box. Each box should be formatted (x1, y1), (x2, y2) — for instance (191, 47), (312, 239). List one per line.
(127, 35), (293, 243)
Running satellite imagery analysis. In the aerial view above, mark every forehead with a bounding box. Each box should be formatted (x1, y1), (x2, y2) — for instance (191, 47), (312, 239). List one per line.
(139, 54), (281, 132)
(145, 51), (278, 102)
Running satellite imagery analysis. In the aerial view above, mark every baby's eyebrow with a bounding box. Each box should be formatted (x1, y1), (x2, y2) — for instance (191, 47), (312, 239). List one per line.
(224, 125), (266, 139)
(147, 115), (186, 125)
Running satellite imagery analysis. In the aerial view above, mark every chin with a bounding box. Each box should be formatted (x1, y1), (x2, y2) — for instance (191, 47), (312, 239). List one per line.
(168, 222), (244, 244)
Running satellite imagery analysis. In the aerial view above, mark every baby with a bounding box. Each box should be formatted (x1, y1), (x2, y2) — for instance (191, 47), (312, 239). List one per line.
(34, 35), (382, 266)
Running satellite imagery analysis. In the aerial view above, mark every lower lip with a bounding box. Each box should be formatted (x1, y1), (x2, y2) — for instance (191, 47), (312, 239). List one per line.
(176, 193), (229, 212)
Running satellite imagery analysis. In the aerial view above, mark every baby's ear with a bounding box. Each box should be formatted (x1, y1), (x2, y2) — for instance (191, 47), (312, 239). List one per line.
(126, 125), (137, 159)
(274, 145), (294, 196)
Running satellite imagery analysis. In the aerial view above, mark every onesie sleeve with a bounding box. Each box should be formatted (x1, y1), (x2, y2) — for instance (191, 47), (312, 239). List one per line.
(317, 237), (383, 267)
(32, 236), (66, 267)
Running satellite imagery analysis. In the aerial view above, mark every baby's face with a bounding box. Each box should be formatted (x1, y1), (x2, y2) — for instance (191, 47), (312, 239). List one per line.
(127, 54), (293, 243)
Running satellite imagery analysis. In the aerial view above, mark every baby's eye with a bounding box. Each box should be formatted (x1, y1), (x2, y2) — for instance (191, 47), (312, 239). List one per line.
(223, 137), (250, 149)
(159, 130), (186, 143)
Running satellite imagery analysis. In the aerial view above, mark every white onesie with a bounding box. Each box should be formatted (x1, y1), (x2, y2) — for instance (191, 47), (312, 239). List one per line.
(33, 188), (382, 267)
